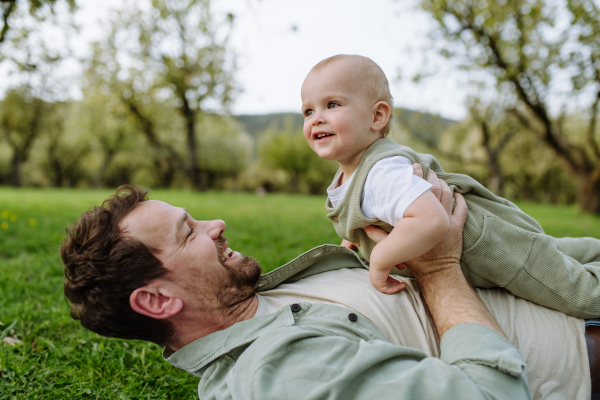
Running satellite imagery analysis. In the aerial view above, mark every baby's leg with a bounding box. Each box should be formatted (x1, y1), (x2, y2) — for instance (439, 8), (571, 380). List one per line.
(555, 237), (600, 263)
(461, 214), (600, 319)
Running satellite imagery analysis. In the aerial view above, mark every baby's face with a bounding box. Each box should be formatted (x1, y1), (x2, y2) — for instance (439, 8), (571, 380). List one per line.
(301, 61), (381, 167)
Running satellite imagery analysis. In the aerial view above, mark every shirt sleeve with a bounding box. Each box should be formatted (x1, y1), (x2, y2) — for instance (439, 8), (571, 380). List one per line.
(361, 156), (433, 226)
(235, 323), (531, 400)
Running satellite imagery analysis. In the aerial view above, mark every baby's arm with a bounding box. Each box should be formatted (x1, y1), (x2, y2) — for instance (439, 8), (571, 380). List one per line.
(369, 190), (451, 294)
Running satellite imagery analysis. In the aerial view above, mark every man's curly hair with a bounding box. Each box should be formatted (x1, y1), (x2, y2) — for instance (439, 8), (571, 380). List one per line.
(61, 185), (174, 346)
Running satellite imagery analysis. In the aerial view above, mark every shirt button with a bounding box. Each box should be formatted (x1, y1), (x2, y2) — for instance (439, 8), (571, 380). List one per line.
(332, 216), (339, 222)
(291, 303), (301, 312)
(348, 313), (358, 322)
(353, 241), (360, 247)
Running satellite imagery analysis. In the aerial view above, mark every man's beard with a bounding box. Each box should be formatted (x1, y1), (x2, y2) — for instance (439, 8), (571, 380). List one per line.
(214, 235), (262, 309)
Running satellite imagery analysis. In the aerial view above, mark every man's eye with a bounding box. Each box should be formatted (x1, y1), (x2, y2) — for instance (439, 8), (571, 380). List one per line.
(186, 228), (194, 240)
(328, 102), (339, 109)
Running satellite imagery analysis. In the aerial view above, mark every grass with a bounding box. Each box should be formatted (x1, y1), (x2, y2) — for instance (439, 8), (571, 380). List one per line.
(1, 187), (600, 398)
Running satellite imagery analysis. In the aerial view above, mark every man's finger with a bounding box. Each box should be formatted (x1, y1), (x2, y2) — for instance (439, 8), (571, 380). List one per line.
(439, 179), (453, 215)
(412, 163), (424, 179)
(364, 225), (389, 244)
(452, 193), (468, 227)
(427, 170), (441, 200)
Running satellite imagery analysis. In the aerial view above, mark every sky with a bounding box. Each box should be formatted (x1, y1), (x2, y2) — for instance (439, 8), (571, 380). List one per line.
(4, 0), (470, 120)
(216, 0), (468, 119)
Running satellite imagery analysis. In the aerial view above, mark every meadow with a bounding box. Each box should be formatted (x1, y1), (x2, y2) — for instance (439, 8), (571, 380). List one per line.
(1, 188), (600, 399)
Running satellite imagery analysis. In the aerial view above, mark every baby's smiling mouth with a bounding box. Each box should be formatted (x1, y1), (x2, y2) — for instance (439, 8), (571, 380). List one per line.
(313, 132), (334, 140)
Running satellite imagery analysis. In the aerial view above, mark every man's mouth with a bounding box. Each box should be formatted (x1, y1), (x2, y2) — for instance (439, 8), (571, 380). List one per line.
(221, 246), (234, 262)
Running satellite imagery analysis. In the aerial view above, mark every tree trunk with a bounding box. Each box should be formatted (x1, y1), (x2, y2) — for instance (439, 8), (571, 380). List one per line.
(487, 155), (504, 197)
(94, 148), (116, 189)
(184, 109), (203, 190)
(579, 168), (600, 214)
(290, 172), (300, 193)
(9, 152), (22, 187)
(51, 158), (64, 187)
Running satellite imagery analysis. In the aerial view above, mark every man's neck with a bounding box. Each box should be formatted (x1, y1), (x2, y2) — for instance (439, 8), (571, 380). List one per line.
(168, 294), (259, 351)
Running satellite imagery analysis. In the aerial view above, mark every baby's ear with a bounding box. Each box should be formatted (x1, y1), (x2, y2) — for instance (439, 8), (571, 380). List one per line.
(371, 101), (391, 132)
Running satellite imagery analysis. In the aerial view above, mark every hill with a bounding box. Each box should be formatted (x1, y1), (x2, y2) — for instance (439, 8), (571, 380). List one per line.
(235, 108), (456, 145)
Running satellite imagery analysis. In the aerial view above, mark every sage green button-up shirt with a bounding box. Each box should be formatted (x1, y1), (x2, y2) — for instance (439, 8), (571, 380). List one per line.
(163, 245), (531, 400)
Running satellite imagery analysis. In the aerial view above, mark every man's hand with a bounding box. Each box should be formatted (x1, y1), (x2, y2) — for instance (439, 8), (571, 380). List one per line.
(340, 239), (359, 253)
(404, 172), (467, 280)
(365, 163), (505, 338)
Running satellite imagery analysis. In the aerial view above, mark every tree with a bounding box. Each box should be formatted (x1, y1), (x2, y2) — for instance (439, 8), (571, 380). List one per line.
(88, 0), (236, 190)
(1, 0), (76, 46)
(0, 88), (43, 186)
(259, 127), (337, 194)
(41, 102), (90, 187)
(468, 102), (518, 196)
(197, 114), (249, 189)
(76, 81), (141, 188)
(0, 0), (76, 186)
(421, 0), (600, 212)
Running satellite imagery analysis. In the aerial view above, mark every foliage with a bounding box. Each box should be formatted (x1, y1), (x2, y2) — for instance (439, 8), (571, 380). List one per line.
(0, 0), (76, 46)
(87, 0), (237, 190)
(0, 88), (45, 186)
(1, 188), (600, 397)
(0, 0), (78, 188)
(437, 110), (578, 204)
(198, 114), (250, 189)
(421, 0), (600, 212)
(258, 125), (338, 194)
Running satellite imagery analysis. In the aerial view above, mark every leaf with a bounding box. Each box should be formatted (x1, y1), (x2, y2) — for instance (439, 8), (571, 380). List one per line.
(2, 337), (23, 346)
(0, 319), (17, 339)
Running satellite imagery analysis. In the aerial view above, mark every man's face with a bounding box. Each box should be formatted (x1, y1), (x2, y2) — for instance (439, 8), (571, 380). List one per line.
(120, 200), (261, 311)
(301, 61), (380, 168)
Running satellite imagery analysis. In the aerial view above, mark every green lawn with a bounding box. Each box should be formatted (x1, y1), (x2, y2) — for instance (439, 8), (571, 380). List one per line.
(1, 188), (599, 399)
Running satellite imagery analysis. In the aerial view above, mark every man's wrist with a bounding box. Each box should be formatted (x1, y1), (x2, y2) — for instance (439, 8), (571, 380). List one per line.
(409, 258), (461, 282)
(417, 263), (506, 339)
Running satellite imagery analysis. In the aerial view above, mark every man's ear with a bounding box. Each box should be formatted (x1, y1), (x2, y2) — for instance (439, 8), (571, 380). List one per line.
(130, 286), (183, 320)
(371, 101), (391, 133)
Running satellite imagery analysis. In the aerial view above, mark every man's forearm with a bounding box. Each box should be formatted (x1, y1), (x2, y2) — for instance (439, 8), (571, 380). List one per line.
(418, 262), (506, 339)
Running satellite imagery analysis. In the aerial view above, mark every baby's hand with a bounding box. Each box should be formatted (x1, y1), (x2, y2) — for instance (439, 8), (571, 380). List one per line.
(365, 225), (407, 294)
(368, 261), (407, 294)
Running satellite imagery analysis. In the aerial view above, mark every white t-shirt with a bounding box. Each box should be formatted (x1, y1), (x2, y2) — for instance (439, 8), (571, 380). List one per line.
(254, 268), (589, 400)
(327, 156), (433, 225)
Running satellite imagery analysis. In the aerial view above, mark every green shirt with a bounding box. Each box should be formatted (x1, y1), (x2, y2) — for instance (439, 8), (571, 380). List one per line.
(163, 245), (530, 400)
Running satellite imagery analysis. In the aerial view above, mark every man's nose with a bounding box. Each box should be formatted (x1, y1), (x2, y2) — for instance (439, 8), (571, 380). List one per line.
(204, 219), (226, 239)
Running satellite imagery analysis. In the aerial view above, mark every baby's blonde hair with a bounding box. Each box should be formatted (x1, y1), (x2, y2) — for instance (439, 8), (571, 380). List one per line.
(311, 54), (394, 136)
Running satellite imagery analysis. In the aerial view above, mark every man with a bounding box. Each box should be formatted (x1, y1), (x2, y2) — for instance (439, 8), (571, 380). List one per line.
(61, 168), (595, 400)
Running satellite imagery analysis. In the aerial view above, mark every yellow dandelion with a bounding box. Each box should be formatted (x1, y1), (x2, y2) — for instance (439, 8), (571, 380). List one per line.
(0, 211), (8, 219)
(29, 218), (36, 226)
(10, 215), (16, 222)
(1, 222), (7, 229)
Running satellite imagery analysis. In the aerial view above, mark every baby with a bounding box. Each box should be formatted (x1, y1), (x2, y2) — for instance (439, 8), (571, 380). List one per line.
(301, 54), (600, 318)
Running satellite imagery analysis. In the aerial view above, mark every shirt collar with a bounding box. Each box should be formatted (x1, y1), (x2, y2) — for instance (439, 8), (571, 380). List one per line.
(162, 244), (368, 373)
(163, 305), (296, 373)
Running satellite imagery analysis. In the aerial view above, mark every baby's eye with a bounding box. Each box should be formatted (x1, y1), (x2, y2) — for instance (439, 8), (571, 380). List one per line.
(304, 109), (314, 117)
(328, 102), (339, 109)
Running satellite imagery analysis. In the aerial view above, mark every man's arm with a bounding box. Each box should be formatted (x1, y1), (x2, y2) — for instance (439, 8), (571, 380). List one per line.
(408, 182), (506, 338)
(365, 167), (505, 338)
